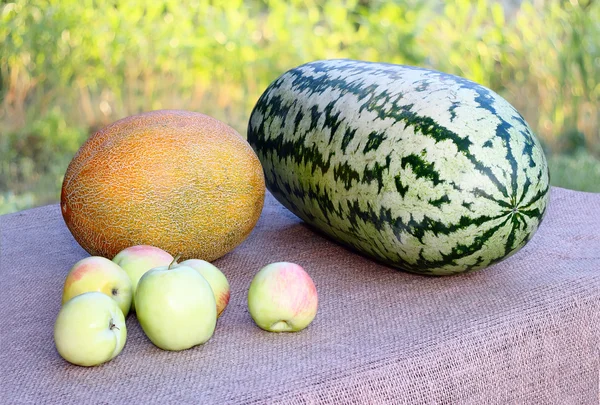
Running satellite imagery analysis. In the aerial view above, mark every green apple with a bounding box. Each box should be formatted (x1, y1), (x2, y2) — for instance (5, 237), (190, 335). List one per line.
(179, 259), (230, 317)
(248, 262), (318, 332)
(62, 256), (133, 316)
(112, 245), (173, 312)
(54, 292), (127, 367)
(134, 256), (217, 351)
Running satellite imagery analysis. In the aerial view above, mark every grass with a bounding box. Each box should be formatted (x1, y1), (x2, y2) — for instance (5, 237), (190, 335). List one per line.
(1, 0), (599, 214)
(547, 150), (600, 193)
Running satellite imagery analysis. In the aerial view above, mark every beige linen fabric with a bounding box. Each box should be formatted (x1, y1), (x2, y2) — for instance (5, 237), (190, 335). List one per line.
(0, 187), (598, 404)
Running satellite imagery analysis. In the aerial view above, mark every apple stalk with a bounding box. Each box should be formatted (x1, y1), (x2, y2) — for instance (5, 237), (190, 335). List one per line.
(169, 254), (182, 270)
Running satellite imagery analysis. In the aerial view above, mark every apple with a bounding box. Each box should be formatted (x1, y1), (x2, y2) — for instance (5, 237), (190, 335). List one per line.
(62, 256), (133, 316)
(54, 292), (127, 367)
(179, 259), (230, 317)
(134, 256), (217, 351)
(112, 245), (173, 312)
(247, 262), (318, 332)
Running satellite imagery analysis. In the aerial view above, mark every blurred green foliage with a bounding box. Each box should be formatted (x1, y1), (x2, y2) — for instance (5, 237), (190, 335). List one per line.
(1, 0), (599, 214)
(548, 150), (600, 194)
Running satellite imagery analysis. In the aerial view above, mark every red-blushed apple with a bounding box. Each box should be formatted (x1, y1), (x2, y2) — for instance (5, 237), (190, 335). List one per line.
(54, 292), (127, 367)
(179, 259), (230, 317)
(62, 256), (133, 316)
(247, 262), (318, 332)
(112, 245), (173, 312)
(134, 256), (217, 351)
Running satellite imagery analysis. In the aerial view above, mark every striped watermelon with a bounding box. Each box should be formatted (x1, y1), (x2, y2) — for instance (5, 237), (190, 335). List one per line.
(247, 59), (550, 276)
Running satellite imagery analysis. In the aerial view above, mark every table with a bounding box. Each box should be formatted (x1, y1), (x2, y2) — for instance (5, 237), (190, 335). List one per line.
(1, 187), (599, 404)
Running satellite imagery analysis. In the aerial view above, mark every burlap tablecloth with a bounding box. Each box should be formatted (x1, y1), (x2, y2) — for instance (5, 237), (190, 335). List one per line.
(1, 187), (599, 404)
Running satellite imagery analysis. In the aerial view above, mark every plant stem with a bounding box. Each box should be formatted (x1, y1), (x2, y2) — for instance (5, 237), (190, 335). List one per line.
(168, 254), (182, 270)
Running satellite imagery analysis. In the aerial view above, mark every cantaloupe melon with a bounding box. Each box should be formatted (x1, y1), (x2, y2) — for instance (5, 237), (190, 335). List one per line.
(61, 110), (265, 261)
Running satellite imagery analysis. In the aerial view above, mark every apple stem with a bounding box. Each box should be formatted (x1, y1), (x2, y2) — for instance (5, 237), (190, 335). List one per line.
(109, 320), (119, 331)
(169, 254), (182, 270)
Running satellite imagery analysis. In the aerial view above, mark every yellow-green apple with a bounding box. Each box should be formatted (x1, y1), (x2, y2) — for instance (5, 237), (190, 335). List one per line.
(62, 256), (133, 316)
(248, 262), (318, 332)
(134, 257), (217, 351)
(54, 292), (127, 367)
(179, 259), (230, 317)
(112, 245), (173, 312)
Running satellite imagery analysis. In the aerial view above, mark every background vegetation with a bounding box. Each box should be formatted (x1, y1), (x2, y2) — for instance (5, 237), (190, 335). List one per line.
(1, 0), (599, 214)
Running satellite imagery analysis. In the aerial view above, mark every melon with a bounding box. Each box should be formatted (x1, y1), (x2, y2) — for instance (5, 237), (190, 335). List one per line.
(247, 60), (549, 276)
(61, 110), (265, 261)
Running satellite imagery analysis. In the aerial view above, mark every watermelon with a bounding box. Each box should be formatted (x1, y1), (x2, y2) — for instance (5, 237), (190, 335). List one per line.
(247, 59), (550, 276)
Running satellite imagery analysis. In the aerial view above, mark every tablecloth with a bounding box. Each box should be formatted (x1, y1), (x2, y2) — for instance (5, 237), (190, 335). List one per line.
(1, 187), (599, 404)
